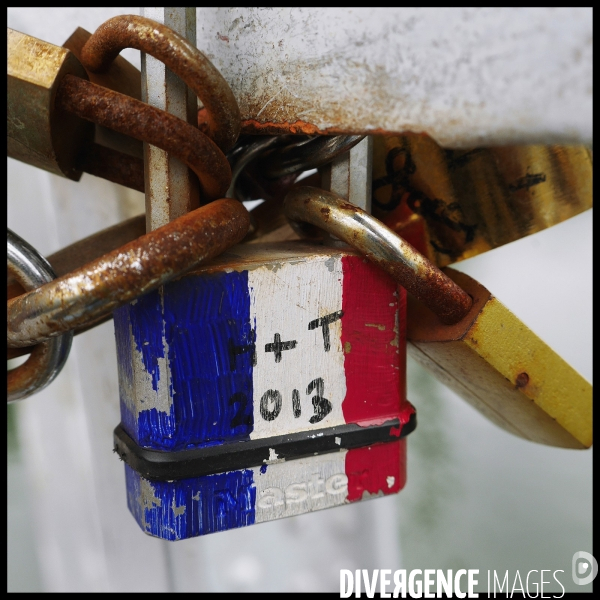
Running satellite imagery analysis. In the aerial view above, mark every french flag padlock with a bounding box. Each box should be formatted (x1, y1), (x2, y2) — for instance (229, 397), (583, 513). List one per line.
(113, 242), (416, 540)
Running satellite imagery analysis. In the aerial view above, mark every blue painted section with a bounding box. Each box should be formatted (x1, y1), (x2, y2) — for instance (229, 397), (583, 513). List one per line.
(125, 464), (256, 540)
(161, 272), (254, 449)
(116, 289), (170, 445)
(114, 271), (254, 450)
(117, 271), (257, 539)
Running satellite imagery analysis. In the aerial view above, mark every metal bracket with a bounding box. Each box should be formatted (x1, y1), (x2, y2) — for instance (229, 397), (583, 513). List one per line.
(141, 7), (199, 231)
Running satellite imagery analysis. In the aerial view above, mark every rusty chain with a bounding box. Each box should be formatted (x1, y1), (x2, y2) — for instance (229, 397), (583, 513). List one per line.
(7, 15), (386, 383)
(79, 15), (240, 153)
(7, 200), (250, 349)
(56, 75), (231, 200)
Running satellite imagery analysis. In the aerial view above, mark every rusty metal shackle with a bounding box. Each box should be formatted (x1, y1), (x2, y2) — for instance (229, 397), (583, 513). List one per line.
(7, 229), (73, 402)
(56, 75), (231, 200)
(7, 199), (250, 348)
(79, 14), (240, 153)
(283, 187), (473, 325)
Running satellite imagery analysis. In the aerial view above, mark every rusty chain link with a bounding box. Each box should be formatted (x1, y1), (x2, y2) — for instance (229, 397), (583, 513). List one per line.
(6, 15), (375, 391)
(7, 199), (250, 348)
(79, 15), (240, 153)
(56, 75), (231, 200)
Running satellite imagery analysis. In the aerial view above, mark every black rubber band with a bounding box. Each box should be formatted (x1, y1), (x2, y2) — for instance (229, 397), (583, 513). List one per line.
(114, 412), (416, 481)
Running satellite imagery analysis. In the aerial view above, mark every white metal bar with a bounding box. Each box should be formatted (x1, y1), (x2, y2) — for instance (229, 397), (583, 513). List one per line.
(141, 7), (198, 231)
(328, 137), (373, 213)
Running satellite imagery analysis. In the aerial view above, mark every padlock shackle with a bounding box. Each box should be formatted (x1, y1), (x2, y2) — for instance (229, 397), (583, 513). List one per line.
(7, 230), (73, 402)
(283, 187), (473, 325)
(7, 200), (250, 348)
(79, 15), (240, 153)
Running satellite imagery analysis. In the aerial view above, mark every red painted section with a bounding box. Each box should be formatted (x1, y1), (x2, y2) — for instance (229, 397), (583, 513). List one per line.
(341, 256), (408, 426)
(338, 258), (414, 501)
(345, 440), (406, 502)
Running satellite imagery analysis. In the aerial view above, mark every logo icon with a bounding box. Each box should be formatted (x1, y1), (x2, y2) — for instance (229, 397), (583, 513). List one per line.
(572, 551), (597, 585)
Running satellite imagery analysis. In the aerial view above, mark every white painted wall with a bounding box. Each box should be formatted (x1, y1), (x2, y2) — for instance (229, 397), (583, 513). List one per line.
(7, 7), (593, 594)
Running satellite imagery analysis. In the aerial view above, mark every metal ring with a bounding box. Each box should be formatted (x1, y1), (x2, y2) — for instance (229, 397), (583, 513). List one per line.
(226, 136), (293, 200)
(7, 199), (250, 347)
(226, 135), (365, 201)
(283, 187), (473, 325)
(56, 75), (231, 200)
(79, 14), (240, 152)
(7, 214), (149, 362)
(261, 135), (365, 179)
(7, 230), (73, 402)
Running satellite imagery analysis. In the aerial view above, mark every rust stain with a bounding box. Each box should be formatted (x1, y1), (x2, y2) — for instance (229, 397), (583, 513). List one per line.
(515, 372), (530, 389)
(240, 119), (327, 135)
(201, 113), (440, 139)
(237, 119), (417, 137)
(216, 32), (230, 42)
(339, 202), (362, 212)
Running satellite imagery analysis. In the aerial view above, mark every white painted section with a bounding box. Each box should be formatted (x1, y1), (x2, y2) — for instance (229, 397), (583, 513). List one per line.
(254, 451), (348, 523)
(196, 7), (593, 146)
(249, 256), (346, 439)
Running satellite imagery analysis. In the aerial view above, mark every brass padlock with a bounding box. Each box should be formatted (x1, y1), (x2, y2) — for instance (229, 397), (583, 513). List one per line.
(7, 28), (93, 180)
